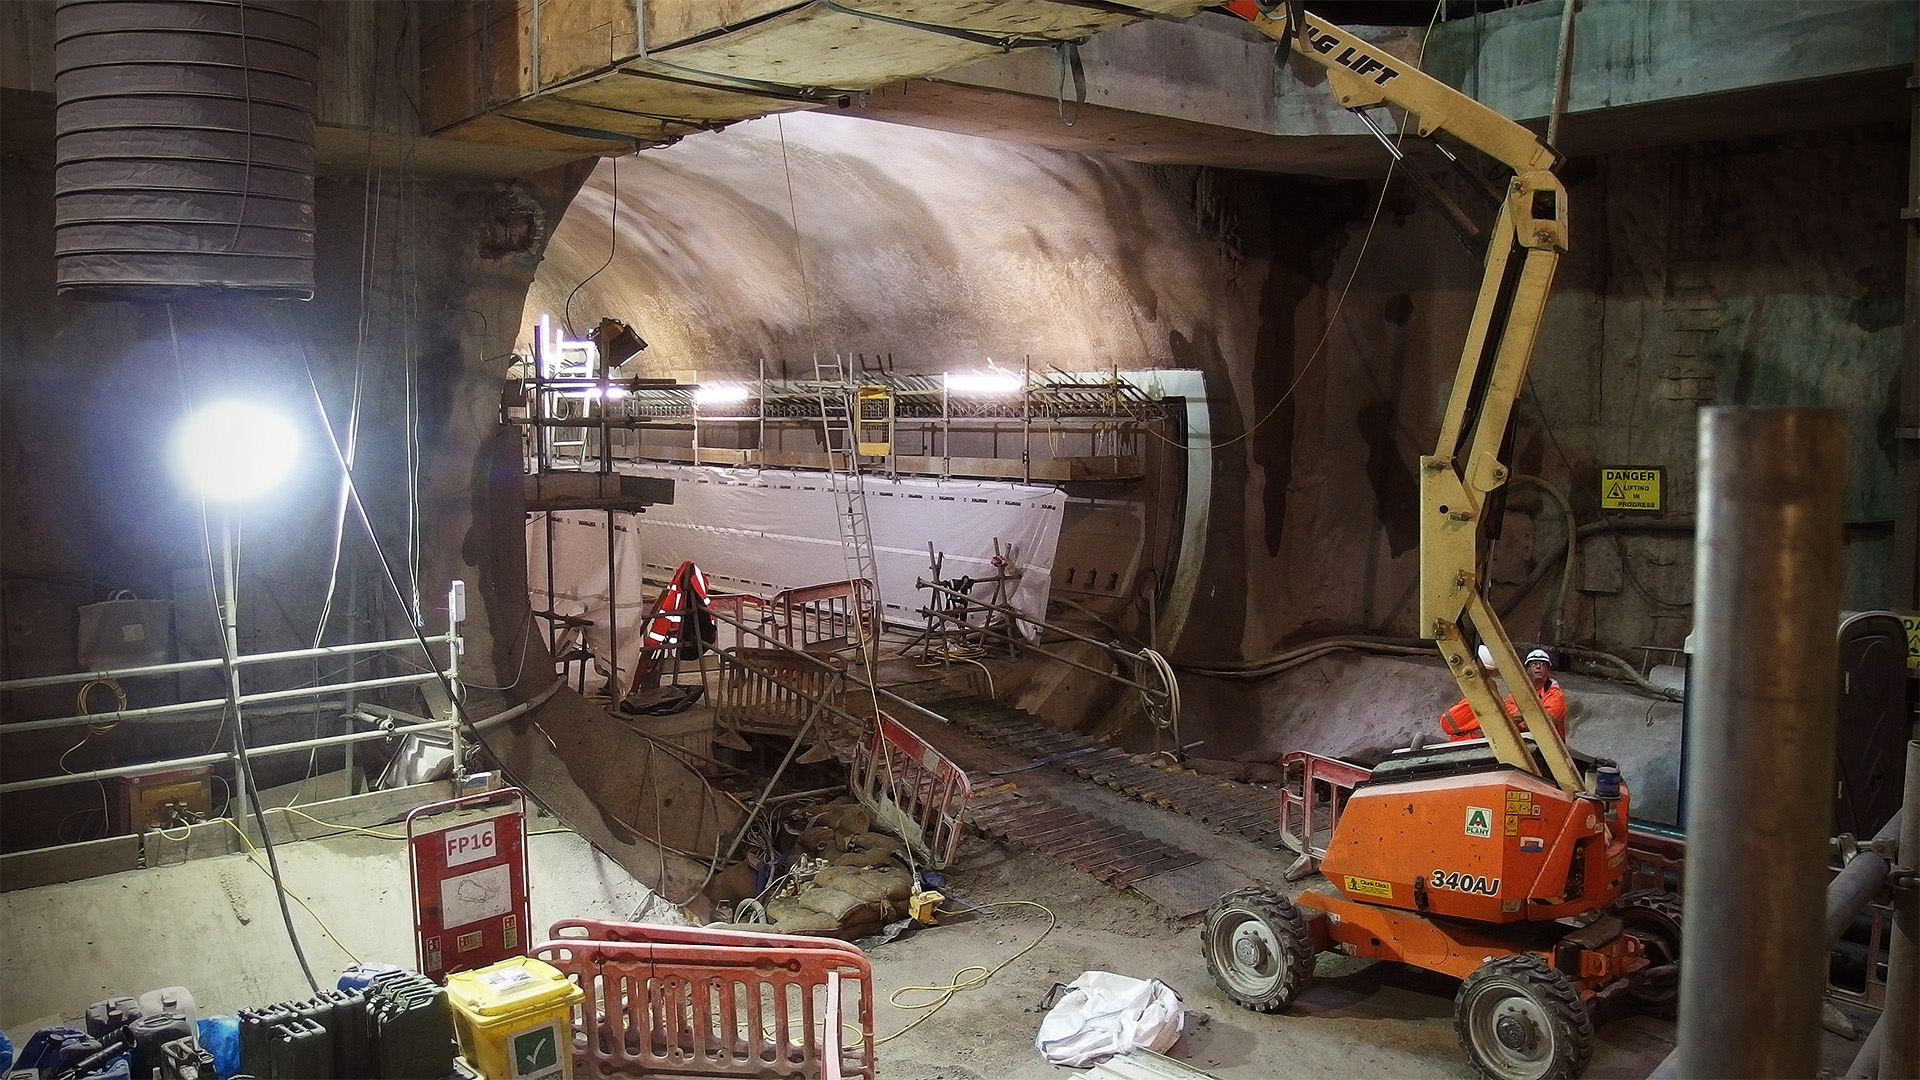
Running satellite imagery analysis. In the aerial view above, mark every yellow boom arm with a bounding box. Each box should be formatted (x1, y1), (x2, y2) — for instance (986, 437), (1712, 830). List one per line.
(1224, 1), (1582, 793)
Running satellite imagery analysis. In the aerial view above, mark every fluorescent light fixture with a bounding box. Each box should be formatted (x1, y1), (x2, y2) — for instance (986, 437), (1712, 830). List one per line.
(695, 384), (750, 404)
(945, 370), (1022, 395)
(176, 400), (298, 500)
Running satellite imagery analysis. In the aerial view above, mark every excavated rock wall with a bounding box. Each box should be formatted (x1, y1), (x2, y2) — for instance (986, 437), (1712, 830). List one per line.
(531, 114), (1901, 762)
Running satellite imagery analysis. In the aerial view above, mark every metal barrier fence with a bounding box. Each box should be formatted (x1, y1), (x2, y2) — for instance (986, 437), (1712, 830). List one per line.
(850, 712), (971, 870)
(536, 920), (874, 1079)
(705, 581), (877, 658)
(1275, 750), (1371, 881)
(0, 585), (465, 802)
(713, 649), (847, 739)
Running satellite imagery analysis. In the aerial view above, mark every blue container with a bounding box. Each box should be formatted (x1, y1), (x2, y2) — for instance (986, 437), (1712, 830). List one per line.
(1596, 765), (1622, 800)
(335, 963), (403, 993)
(15, 1026), (89, 1076)
(196, 1018), (241, 1080)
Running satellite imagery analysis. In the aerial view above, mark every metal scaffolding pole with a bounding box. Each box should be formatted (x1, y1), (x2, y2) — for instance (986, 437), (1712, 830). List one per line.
(1676, 407), (1846, 1079)
(1882, 740), (1919, 1079)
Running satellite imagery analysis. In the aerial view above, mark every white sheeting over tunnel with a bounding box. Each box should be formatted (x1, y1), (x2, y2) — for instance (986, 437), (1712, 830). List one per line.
(528, 464), (1066, 684)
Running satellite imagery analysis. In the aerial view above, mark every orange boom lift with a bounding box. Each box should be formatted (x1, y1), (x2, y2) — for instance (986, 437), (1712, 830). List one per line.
(1199, 6), (1681, 1080)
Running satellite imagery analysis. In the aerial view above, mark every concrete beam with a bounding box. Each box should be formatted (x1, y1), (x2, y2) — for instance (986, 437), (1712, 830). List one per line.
(523, 472), (675, 512)
(857, 12), (1409, 178)
(859, 0), (1912, 177)
(1423, 0), (1911, 155)
(1426, 0), (1910, 125)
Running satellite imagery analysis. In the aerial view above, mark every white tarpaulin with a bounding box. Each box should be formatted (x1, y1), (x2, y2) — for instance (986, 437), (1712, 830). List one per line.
(1034, 971), (1185, 1068)
(526, 511), (649, 690)
(616, 463), (1065, 629)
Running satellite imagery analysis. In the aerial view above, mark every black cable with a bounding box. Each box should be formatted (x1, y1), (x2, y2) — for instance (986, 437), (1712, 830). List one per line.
(171, 305), (318, 991)
(562, 155), (621, 337)
(227, 624), (323, 994)
(1522, 378), (1691, 609)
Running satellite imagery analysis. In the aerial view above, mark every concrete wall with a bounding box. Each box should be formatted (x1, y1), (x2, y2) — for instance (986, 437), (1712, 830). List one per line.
(0, 121), (583, 847)
(0, 0), (601, 852)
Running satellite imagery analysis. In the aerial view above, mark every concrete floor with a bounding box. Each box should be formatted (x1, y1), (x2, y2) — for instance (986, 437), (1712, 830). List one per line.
(0, 804), (672, 1044)
(0, 796), (1878, 1080)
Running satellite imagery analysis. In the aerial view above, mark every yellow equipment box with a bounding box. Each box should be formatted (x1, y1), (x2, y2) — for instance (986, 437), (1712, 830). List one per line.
(445, 956), (583, 1080)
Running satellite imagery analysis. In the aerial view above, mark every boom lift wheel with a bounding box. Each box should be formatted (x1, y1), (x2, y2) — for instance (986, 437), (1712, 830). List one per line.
(1201, 888), (1315, 1012)
(1608, 889), (1683, 1017)
(1453, 953), (1595, 1080)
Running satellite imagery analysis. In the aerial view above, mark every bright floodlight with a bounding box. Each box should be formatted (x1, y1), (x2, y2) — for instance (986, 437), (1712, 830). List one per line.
(945, 370), (1022, 395)
(694, 383), (750, 404)
(177, 400), (298, 500)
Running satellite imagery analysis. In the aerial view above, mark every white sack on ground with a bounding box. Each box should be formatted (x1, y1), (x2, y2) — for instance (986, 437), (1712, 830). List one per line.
(616, 463), (1064, 629)
(1034, 970), (1184, 1068)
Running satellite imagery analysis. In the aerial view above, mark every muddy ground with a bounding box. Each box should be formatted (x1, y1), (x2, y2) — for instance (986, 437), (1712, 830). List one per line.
(860, 837), (1871, 1080)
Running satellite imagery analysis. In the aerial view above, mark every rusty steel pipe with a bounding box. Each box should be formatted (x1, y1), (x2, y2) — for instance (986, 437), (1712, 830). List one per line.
(1825, 808), (1907, 946)
(1677, 408), (1847, 1079)
(1881, 740), (1919, 1079)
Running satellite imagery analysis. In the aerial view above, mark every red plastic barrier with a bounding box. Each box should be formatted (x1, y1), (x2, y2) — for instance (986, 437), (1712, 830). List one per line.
(850, 711), (971, 869)
(533, 925), (874, 1079)
(550, 919), (866, 962)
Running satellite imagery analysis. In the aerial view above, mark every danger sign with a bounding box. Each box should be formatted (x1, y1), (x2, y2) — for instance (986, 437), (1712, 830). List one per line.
(1600, 467), (1663, 512)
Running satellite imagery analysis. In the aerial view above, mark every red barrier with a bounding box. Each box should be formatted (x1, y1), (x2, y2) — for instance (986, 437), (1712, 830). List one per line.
(850, 711), (971, 870)
(1276, 751), (1371, 881)
(534, 923), (874, 1079)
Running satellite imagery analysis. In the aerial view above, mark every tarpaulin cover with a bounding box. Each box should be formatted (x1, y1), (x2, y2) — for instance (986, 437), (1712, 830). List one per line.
(526, 511), (648, 690)
(1034, 970), (1184, 1068)
(617, 463), (1064, 630)
(53, 0), (319, 297)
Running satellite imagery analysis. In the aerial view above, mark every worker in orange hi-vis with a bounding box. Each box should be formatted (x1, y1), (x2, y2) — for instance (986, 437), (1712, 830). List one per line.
(1439, 647), (1567, 741)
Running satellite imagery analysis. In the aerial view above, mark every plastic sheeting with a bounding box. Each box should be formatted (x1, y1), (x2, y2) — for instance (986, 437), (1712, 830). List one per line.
(526, 511), (648, 690)
(1034, 971), (1184, 1068)
(618, 464), (1064, 630)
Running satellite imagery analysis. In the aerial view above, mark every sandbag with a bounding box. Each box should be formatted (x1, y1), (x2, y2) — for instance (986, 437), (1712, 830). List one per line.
(1033, 971), (1183, 1068)
(815, 864), (913, 903)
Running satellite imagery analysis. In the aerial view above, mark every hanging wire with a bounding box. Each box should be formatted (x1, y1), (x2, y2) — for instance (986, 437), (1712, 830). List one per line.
(563, 154), (624, 338)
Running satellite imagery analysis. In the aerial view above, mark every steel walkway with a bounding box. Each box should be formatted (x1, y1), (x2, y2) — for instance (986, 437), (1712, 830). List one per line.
(896, 685), (1285, 848)
(846, 684), (1286, 902)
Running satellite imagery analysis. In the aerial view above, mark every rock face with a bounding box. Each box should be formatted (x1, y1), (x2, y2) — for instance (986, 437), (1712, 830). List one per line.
(528, 112), (1900, 786)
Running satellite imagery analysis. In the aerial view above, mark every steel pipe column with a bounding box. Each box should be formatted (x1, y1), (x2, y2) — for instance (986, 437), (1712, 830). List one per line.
(1882, 741), (1919, 1079)
(1678, 407), (1847, 1079)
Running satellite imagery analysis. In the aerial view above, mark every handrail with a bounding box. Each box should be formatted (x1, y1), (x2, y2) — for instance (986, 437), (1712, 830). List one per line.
(0, 631), (455, 693)
(0, 584), (469, 805)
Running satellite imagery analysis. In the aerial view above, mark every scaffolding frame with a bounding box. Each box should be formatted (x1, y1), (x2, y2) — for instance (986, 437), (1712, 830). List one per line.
(504, 351), (1175, 482)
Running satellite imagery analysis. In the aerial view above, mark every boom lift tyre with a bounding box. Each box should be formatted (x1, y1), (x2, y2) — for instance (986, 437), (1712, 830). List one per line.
(1454, 953), (1596, 1080)
(1606, 890), (1683, 1018)
(1201, 888), (1316, 1012)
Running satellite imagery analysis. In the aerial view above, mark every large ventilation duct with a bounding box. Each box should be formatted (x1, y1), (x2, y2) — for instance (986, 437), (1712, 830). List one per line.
(53, 0), (319, 299)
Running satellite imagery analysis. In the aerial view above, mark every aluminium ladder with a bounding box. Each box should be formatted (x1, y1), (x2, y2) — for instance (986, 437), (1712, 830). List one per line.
(814, 356), (882, 658)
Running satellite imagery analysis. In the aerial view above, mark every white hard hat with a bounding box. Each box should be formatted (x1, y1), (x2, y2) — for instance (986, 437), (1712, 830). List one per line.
(1525, 648), (1552, 667)
(1477, 644), (1494, 668)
